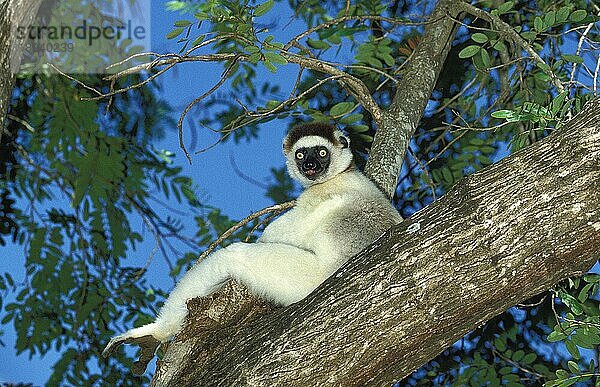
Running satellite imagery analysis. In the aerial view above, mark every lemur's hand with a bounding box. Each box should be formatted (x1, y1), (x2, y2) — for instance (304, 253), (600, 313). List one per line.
(103, 334), (161, 375)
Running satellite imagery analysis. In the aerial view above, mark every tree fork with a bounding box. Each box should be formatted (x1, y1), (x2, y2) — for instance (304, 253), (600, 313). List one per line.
(153, 100), (600, 386)
(364, 0), (461, 198)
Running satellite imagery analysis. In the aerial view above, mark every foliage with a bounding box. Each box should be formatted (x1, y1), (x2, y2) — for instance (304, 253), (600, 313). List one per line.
(0, 74), (192, 385)
(0, 2), (246, 385)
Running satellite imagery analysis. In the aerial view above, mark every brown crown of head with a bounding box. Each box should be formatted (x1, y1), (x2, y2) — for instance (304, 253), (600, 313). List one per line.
(283, 123), (341, 154)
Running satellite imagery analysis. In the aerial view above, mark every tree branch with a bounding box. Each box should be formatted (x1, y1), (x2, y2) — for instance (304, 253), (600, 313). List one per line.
(364, 0), (461, 198)
(283, 53), (383, 125)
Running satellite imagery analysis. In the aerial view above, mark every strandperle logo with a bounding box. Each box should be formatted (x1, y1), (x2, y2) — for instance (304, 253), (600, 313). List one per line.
(10, 0), (151, 75)
(16, 19), (147, 46)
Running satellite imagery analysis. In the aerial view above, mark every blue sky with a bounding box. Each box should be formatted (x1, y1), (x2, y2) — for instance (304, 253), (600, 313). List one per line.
(0, 1), (304, 383)
(1, 1), (597, 384)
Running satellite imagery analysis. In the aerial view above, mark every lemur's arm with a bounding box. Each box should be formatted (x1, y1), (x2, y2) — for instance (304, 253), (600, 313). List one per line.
(102, 242), (323, 372)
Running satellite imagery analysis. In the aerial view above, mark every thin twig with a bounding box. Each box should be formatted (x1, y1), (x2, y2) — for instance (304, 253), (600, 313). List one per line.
(7, 114), (35, 132)
(491, 349), (546, 379)
(407, 147), (437, 199)
(516, 294), (547, 308)
(283, 14), (432, 51)
(284, 53), (383, 125)
(229, 154), (269, 189)
(433, 77), (478, 114)
(594, 55), (600, 94)
(178, 57), (241, 163)
(569, 20), (595, 88)
(440, 119), (514, 132)
(48, 63), (103, 95)
(244, 211), (282, 242)
(196, 201), (295, 263)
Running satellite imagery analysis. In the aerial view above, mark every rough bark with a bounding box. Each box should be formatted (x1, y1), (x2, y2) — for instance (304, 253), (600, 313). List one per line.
(363, 0), (461, 199)
(152, 99), (600, 386)
(0, 0), (43, 136)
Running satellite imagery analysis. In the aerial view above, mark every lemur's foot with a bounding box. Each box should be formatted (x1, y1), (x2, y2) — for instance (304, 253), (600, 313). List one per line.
(103, 324), (163, 375)
(103, 334), (160, 375)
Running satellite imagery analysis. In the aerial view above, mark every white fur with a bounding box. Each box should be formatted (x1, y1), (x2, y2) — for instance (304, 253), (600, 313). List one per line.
(105, 131), (401, 347)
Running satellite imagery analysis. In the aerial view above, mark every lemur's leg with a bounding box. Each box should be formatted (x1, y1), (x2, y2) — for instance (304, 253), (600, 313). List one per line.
(102, 242), (323, 365)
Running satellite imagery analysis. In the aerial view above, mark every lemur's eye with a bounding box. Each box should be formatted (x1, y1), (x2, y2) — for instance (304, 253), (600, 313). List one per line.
(319, 149), (328, 157)
(295, 151), (304, 160)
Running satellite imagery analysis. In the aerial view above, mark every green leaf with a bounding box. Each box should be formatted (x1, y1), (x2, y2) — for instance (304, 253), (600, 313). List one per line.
(493, 40), (507, 52)
(358, 134), (373, 143)
(248, 52), (261, 64)
(265, 100), (281, 110)
(512, 350), (524, 362)
(491, 109), (515, 119)
(550, 90), (569, 115)
(534, 16), (545, 32)
(562, 54), (584, 64)
(254, 0), (274, 16)
(570, 10), (587, 23)
(471, 33), (489, 43)
(5, 273), (14, 287)
(174, 20), (192, 27)
(560, 291), (584, 315)
(536, 62), (551, 72)
(584, 274), (600, 283)
(499, 366), (513, 375)
(307, 38), (331, 50)
(166, 28), (185, 39)
(264, 52), (288, 65)
(380, 53), (395, 67)
(330, 102), (355, 117)
(578, 283), (592, 303)
(441, 167), (453, 183)
(327, 33), (341, 45)
(497, 1), (514, 14)
(339, 114), (363, 124)
(565, 339), (581, 359)
(521, 31), (537, 40)
(194, 11), (209, 20)
(572, 330), (600, 348)
(522, 353), (537, 364)
(1, 313), (13, 324)
(480, 48), (491, 68)
(544, 11), (556, 27)
(366, 57), (383, 68)
(555, 369), (569, 379)
(557, 6), (571, 23)
(547, 330), (568, 342)
(350, 125), (370, 133)
(191, 35), (205, 46)
(567, 360), (579, 373)
(262, 60), (277, 73)
(459, 45), (481, 58)
(494, 337), (506, 351)
(244, 45), (260, 53)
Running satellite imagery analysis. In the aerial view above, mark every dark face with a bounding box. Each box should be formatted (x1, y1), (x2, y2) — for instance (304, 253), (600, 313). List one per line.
(295, 146), (330, 180)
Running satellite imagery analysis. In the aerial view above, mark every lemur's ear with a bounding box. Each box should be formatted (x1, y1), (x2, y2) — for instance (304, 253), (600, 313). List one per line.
(282, 140), (288, 155)
(339, 136), (349, 149)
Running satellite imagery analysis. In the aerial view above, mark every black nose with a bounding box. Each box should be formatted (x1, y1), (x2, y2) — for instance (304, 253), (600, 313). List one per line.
(302, 160), (317, 171)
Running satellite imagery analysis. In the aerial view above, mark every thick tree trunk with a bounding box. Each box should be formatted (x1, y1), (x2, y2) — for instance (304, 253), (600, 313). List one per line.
(152, 100), (600, 386)
(0, 0), (43, 135)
